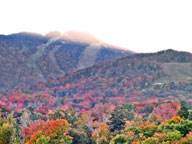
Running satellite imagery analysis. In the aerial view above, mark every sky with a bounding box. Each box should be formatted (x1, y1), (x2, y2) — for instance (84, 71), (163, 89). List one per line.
(0, 0), (192, 53)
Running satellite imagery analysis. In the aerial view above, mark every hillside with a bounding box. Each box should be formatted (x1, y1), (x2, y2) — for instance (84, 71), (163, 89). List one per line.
(1, 49), (192, 144)
(7, 49), (189, 112)
(1, 49), (192, 113)
(0, 32), (133, 89)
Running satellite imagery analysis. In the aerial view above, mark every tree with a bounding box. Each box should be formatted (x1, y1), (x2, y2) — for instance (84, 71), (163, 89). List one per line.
(0, 123), (14, 144)
(188, 110), (192, 120)
(121, 103), (134, 111)
(158, 118), (192, 137)
(142, 137), (158, 144)
(107, 107), (126, 134)
(36, 135), (50, 144)
(0, 111), (21, 144)
(178, 106), (189, 119)
(92, 122), (111, 144)
(120, 103), (135, 121)
(48, 107), (79, 125)
(111, 135), (126, 144)
(165, 130), (183, 142)
(140, 122), (157, 138)
(69, 127), (93, 144)
(69, 112), (94, 144)
(173, 131), (192, 144)
(24, 119), (72, 144)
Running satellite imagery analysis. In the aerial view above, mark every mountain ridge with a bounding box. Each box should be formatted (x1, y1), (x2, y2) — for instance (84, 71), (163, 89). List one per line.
(0, 32), (134, 89)
(1, 48), (192, 114)
(23, 49), (192, 108)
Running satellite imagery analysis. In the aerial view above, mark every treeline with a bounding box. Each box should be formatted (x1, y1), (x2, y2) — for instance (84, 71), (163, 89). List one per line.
(1, 101), (192, 144)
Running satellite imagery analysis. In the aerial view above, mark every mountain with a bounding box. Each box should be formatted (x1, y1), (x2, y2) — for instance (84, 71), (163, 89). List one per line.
(2, 49), (192, 144)
(0, 32), (134, 89)
(21, 49), (192, 110)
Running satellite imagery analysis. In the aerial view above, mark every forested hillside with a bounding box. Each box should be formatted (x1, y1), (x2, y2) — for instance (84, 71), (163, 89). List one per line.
(0, 32), (133, 89)
(20, 49), (192, 110)
(1, 100), (192, 143)
(1, 49), (192, 143)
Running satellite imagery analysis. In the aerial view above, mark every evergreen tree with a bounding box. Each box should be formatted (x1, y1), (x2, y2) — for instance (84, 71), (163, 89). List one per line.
(107, 107), (126, 134)
(188, 110), (192, 120)
(178, 106), (189, 119)
(121, 103), (135, 121)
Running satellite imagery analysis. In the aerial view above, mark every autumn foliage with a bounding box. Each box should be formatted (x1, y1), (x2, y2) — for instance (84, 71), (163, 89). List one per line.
(24, 119), (72, 144)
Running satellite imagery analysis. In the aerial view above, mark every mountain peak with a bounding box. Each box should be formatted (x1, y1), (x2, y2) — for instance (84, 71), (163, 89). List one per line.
(45, 31), (62, 38)
(12, 32), (44, 37)
(62, 31), (102, 44)
(45, 31), (132, 51)
(45, 31), (103, 46)
(0, 32), (133, 89)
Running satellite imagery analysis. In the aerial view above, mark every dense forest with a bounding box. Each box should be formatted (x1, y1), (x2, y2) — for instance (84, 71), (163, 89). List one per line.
(1, 100), (192, 143)
(0, 32), (133, 89)
(1, 47), (192, 143)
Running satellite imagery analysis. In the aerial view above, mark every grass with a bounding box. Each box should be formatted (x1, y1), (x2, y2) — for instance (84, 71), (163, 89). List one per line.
(155, 63), (192, 84)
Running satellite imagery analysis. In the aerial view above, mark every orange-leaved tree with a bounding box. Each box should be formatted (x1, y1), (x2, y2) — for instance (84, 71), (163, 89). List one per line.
(24, 119), (72, 144)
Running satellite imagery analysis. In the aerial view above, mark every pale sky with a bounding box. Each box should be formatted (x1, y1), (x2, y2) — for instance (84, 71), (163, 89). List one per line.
(0, 0), (192, 53)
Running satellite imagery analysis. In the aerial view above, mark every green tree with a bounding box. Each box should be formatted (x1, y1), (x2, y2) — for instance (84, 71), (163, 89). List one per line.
(142, 137), (158, 144)
(178, 105), (189, 119)
(111, 135), (126, 144)
(188, 110), (192, 120)
(0, 111), (21, 144)
(36, 135), (50, 144)
(69, 112), (94, 144)
(107, 108), (126, 134)
(48, 107), (79, 125)
(120, 104), (135, 121)
(158, 119), (192, 137)
(140, 122), (157, 138)
(165, 130), (183, 142)
(121, 103), (134, 111)
(69, 127), (93, 144)
(0, 123), (14, 144)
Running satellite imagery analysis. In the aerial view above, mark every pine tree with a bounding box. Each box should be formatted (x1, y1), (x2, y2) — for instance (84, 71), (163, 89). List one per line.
(178, 106), (189, 119)
(107, 107), (125, 134)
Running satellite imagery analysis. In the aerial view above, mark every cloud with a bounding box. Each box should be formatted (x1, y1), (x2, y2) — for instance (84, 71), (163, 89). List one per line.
(45, 31), (130, 51)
